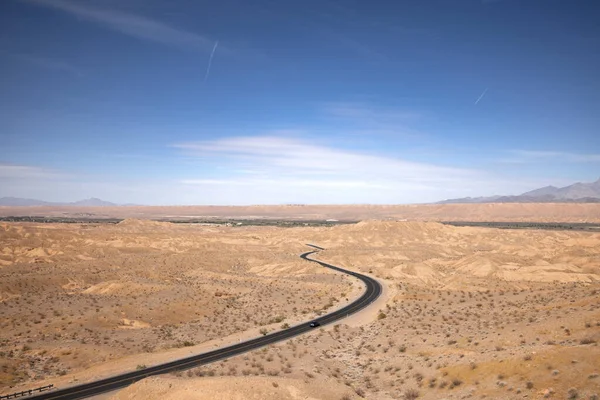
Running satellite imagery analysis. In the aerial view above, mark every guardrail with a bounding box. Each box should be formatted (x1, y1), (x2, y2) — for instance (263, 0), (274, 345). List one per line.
(0, 385), (54, 399)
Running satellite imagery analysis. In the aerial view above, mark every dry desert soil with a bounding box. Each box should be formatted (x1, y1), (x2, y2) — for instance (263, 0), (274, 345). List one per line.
(1, 204), (599, 400)
(1, 203), (600, 222)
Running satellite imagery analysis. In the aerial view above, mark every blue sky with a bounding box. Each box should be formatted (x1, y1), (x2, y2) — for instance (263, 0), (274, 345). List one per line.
(1, 0), (598, 205)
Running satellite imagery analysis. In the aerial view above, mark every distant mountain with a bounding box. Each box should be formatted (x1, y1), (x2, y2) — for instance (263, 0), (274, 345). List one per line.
(0, 197), (54, 206)
(519, 185), (560, 198)
(0, 197), (119, 206)
(522, 179), (600, 200)
(71, 198), (117, 206)
(438, 195), (501, 204)
(439, 178), (600, 204)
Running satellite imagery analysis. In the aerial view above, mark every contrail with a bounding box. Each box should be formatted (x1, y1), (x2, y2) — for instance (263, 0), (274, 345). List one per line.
(203, 40), (218, 83)
(474, 88), (488, 105)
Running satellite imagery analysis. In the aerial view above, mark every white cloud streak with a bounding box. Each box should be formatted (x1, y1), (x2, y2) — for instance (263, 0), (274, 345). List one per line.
(474, 88), (488, 105)
(203, 40), (219, 83)
(320, 102), (425, 140)
(509, 150), (600, 163)
(173, 135), (483, 203)
(323, 102), (421, 123)
(181, 178), (387, 189)
(0, 164), (68, 180)
(22, 0), (214, 51)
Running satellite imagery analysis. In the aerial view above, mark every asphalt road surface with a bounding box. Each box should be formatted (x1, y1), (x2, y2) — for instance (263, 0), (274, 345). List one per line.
(27, 244), (382, 400)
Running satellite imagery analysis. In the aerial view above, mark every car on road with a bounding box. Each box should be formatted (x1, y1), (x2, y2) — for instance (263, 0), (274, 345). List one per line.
(309, 321), (321, 328)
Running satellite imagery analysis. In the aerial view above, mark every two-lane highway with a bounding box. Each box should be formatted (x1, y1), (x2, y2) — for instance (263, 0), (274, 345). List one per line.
(28, 245), (381, 399)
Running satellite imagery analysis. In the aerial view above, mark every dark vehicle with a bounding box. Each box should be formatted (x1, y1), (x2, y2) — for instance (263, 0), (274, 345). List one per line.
(309, 321), (320, 328)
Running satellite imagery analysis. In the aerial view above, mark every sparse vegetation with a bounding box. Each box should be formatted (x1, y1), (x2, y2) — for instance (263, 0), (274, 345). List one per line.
(526, 381), (534, 389)
(2, 216), (599, 399)
(567, 387), (579, 399)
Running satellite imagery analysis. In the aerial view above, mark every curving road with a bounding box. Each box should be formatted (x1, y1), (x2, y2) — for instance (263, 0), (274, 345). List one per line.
(28, 244), (381, 400)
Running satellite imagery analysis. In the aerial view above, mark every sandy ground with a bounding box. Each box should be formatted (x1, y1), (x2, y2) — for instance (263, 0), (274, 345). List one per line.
(0, 220), (357, 392)
(110, 375), (358, 400)
(1, 203), (600, 222)
(1, 210), (599, 399)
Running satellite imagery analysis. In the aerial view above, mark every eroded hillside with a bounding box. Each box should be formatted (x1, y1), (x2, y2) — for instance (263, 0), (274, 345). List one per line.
(1, 220), (599, 399)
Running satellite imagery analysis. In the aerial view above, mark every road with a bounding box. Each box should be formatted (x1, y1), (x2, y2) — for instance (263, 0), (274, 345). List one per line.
(28, 244), (382, 400)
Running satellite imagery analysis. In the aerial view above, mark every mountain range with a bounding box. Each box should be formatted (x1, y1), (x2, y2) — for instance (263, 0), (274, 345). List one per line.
(2, 178), (600, 206)
(0, 197), (119, 207)
(439, 178), (600, 204)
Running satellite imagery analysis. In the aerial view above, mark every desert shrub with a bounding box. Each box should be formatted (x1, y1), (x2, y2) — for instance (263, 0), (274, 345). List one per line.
(567, 387), (579, 399)
(450, 378), (463, 389)
(526, 381), (534, 389)
(404, 388), (420, 399)
(414, 372), (424, 382)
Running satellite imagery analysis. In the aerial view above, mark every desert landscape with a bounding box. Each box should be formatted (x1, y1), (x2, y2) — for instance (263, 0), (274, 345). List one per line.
(1, 203), (600, 223)
(4, 0), (598, 398)
(1, 204), (599, 399)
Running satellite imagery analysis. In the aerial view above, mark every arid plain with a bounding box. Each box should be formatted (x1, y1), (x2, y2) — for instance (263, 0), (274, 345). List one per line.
(1, 204), (599, 400)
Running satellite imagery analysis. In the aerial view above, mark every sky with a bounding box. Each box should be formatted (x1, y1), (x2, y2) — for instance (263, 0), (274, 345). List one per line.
(1, 0), (599, 205)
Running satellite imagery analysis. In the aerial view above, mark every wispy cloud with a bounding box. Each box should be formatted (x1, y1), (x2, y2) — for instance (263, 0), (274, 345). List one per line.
(321, 102), (424, 140)
(22, 0), (215, 52)
(507, 150), (600, 163)
(0, 164), (68, 179)
(324, 102), (421, 122)
(203, 40), (219, 83)
(10, 53), (83, 76)
(173, 135), (482, 203)
(181, 178), (387, 189)
(474, 88), (488, 105)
